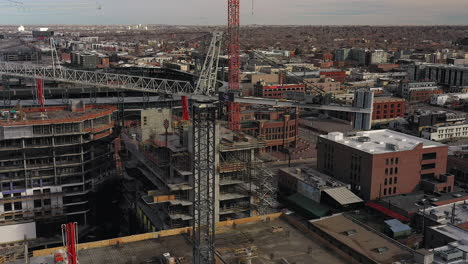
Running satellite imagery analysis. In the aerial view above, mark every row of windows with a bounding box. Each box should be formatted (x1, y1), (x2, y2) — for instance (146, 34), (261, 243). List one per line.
(386, 158), (399, 166)
(375, 109), (402, 114)
(384, 177), (398, 186)
(375, 104), (403, 109)
(385, 167), (399, 175)
(375, 114), (401, 120)
(383, 187), (397, 196)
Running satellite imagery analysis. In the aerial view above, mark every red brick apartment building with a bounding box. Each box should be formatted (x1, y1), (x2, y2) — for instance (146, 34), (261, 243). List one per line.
(319, 70), (347, 83)
(240, 106), (299, 152)
(254, 83), (305, 99)
(372, 97), (406, 123)
(409, 89), (443, 102)
(317, 130), (449, 201)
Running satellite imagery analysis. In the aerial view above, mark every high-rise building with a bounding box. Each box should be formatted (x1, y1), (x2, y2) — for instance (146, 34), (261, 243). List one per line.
(317, 130), (450, 200)
(0, 104), (117, 239)
(334, 48), (351, 62)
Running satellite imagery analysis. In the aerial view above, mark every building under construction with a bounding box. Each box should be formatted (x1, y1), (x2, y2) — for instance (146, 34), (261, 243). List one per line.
(119, 107), (275, 232)
(0, 103), (117, 242)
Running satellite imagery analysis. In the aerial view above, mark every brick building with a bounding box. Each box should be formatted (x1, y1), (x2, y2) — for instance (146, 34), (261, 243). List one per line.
(240, 106), (299, 152)
(254, 83), (305, 99)
(400, 81), (443, 103)
(319, 70), (347, 83)
(317, 130), (450, 201)
(372, 97), (406, 123)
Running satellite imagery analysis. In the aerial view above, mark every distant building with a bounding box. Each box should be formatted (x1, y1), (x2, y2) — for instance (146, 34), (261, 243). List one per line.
(447, 147), (468, 184)
(304, 76), (341, 93)
(422, 123), (468, 141)
(372, 97), (406, 124)
(317, 130), (449, 200)
(408, 63), (468, 87)
(400, 81), (443, 102)
(254, 83), (305, 98)
(431, 93), (468, 106)
(369, 50), (388, 65)
(71, 52), (98, 69)
(334, 48), (351, 62)
(32, 30), (54, 38)
(240, 106), (299, 152)
(319, 69), (347, 83)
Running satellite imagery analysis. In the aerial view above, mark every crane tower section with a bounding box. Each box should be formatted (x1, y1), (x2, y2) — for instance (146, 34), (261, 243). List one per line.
(228, 0), (241, 131)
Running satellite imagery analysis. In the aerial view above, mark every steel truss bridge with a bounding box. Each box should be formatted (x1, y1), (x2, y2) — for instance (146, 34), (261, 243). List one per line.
(0, 62), (372, 114)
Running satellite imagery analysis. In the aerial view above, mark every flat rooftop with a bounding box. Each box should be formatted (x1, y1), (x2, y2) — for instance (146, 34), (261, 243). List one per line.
(422, 199), (468, 226)
(429, 225), (468, 243)
(321, 129), (445, 154)
(378, 188), (468, 215)
(374, 96), (406, 102)
(0, 105), (116, 126)
(310, 214), (415, 264)
(20, 215), (350, 264)
(279, 166), (347, 188)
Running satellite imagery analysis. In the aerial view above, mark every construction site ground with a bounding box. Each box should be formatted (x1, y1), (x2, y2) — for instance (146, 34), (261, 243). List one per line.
(16, 217), (349, 264)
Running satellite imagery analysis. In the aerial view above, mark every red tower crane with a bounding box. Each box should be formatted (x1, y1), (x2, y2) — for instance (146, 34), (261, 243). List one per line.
(227, 0), (241, 131)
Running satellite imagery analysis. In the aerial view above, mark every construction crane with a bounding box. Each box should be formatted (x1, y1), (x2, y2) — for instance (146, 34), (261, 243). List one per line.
(227, 0), (241, 131)
(191, 31), (222, 264)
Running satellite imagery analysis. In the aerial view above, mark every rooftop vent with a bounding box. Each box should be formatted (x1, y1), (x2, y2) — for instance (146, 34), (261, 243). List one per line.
(373, 247), (389, 254)
(357, 136), (371, 142)
(385, 143), (399, 151)
(342, 229), (357, 236)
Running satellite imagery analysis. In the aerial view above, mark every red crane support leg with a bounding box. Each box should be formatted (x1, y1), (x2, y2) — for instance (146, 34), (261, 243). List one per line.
(64, 222), (78, 264)
(36, 79), (45, 112)
(228, 0), (241, 131)
(181, 95), (190, 121)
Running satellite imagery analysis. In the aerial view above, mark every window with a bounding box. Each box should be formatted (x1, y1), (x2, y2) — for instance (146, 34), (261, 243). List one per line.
(383, 189), (387, 195)
(389, 178), (393, 184)
(395, 167), (398, 174)
(14, 202), (22, 210)
(394, 177), (398, 184)
(391, 158), (394, 165)
(34, 199), (42, 208)
(393, 187), (397, 194)
(385, 168), (388, 175)
(389, 188), (392, 195)
(422, 152), (437, 160)
(384, 178), (387, 185)
(395, 158), (399, 164)
(421, 163), (436, 170)
(4, 203), (12, 211)
(390, 168), (393, 175)
(386, 159), (389, 165)
(43, 199), (51, 206)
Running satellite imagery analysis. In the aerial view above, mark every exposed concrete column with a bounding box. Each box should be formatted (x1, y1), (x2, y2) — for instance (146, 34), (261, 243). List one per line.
(80, 135), (86, 193)
(52, 137), (58, 185)
(22, 138), (28, 189)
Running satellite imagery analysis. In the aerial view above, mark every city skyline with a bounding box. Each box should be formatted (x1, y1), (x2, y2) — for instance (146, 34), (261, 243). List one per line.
(0, 0), (468, 25)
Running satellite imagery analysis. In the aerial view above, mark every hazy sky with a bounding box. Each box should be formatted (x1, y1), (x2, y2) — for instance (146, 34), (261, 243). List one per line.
(0, 0), (467, 25)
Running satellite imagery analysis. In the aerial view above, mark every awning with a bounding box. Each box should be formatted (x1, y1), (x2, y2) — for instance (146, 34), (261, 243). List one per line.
(323, 187), (363, 205)
(366, 202), (410, 222)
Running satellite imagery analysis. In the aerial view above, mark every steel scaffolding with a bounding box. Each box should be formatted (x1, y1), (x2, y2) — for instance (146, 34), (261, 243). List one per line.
(192, 102), (217, 264)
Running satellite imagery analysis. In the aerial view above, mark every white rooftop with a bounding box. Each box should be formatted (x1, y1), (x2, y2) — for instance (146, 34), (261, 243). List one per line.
(321, 129), (445, 154)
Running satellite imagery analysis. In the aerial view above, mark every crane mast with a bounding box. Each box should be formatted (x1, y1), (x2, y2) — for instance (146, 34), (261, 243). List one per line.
(227, 0), (241, 131)
(192, 32), (223, 264)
